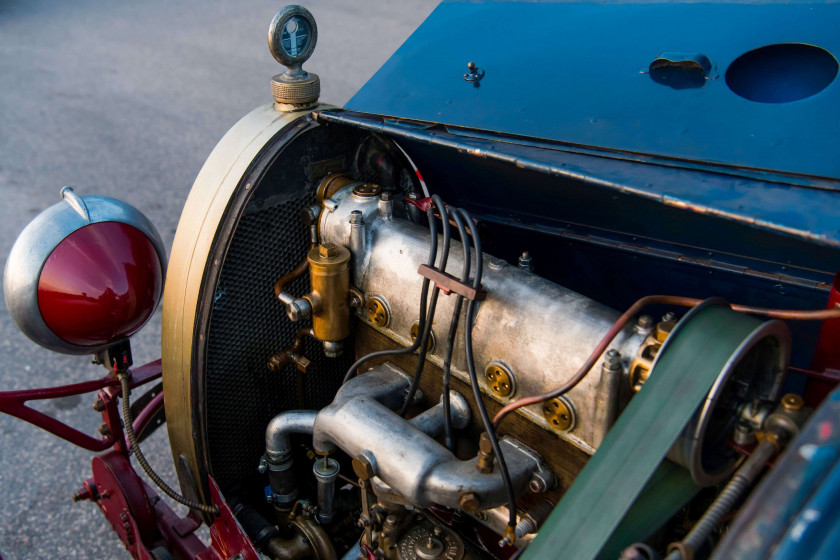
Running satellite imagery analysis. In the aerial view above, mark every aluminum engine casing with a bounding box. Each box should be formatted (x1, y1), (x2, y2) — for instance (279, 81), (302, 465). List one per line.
(319, 185), (648, 454)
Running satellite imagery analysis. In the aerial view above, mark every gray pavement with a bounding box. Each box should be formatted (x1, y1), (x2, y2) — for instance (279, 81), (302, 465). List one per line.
(0, 1), (438, 557)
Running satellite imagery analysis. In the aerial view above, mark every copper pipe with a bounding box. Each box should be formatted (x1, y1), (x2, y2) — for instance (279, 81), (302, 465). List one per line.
(492, 297), (840, 430)
(273, 242), (317, 300)
(730, 304), (840, 321)
(787, 365), (840, 383)
(291, 327), (314, 351)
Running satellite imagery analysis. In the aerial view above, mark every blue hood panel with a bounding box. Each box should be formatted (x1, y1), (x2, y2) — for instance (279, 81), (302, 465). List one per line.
(346, 1), (840, 181)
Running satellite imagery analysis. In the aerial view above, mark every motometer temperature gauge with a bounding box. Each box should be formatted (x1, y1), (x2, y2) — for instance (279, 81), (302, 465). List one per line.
(268, 5), (320, 108)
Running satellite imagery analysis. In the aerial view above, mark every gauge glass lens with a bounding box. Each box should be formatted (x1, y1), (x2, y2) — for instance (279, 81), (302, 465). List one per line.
(281, 16), (310, 58)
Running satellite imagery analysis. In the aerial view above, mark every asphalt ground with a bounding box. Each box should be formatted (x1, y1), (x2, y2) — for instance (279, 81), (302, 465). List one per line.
(0, 1), (438, 557)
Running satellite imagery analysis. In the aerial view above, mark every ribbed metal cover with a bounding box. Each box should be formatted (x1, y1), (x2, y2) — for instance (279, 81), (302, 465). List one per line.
(204, 192), (351, 490)
(271, 74), (321, 104)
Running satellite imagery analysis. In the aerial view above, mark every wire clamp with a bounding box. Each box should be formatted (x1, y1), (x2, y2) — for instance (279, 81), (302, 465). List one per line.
(417, 264), (486, 301)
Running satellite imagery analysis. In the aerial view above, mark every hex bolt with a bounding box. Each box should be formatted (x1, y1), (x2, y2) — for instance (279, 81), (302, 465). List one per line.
(319, 243), (338, 258)
(385, 515), (398, 527)
(352, 453), (376, 481)
(662, 311), (677, 322)
(518, 251), (534, 272)
(604, 349), (622, 371)
(380, 192), (393, 202)
(459, 492), (481, 513)
(92, 398), (105, 412)
(98, 423), (111, 437)
(349, 210), (364, 225)
(286, 298), (312, 322)
(636, 315), (654, 333)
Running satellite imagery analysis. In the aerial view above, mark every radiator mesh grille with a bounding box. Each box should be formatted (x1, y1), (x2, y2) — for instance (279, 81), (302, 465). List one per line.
(205, 193), (351, 490)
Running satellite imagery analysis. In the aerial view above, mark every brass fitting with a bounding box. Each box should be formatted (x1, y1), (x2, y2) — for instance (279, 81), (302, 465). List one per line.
(758, 393), (810, 447)
(352, 454), (376, 481)
(267, 327), (314, 373)
(629, 315), (676, 392)
(781, 393), (804, 411)
(459, 492), (481, 513)
(476, 432), (495, 474)
(317, 173), (355, 203)
(267, 351), (311, 374)
(304, 243), (352, 344)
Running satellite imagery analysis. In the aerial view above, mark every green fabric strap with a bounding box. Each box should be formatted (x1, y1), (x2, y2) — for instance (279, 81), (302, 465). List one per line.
(523, 304), (761, 560)
(596, 460), (699, 560)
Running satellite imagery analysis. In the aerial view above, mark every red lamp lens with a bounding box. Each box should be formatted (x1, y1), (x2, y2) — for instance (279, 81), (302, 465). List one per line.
(37, 222), (163, 347)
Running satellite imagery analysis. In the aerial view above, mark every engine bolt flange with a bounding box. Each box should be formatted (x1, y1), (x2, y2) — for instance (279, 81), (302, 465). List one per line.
(543, 396), (576, 432)
(366, 296), (390, 328)
(410, 321), (436, 353)
(353, 183), (382, 198)
(485, 362), (516, 398)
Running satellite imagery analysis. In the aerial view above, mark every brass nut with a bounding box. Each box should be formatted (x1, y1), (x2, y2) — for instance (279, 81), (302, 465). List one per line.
(543, 397), (575, 432)
(636, 315), (655, 331)
(290, 353), (310, 374)
(366, 297), (390, 327)
(782, 393), (804, 411)
(459, 492), (481, 513)
(475, 458), (493, 475)
(654, 319), (676, 343)
(348, 288), (365, 309)
(485, 362), (515, 398)
(319, 243), (338, 258)
(266, 353), (284, 372)
(352, 454), (375, 481)
(478, 432), (493, 454)
(476, 433), (495, 474)
(410, 321), (435, 353)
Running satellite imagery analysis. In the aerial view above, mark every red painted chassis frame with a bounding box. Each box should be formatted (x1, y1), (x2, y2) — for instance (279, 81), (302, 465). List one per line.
(0, 360), (259, 560)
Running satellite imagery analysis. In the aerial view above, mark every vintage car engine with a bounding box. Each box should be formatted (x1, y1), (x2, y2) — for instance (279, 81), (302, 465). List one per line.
(229, 167), (793, 560)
